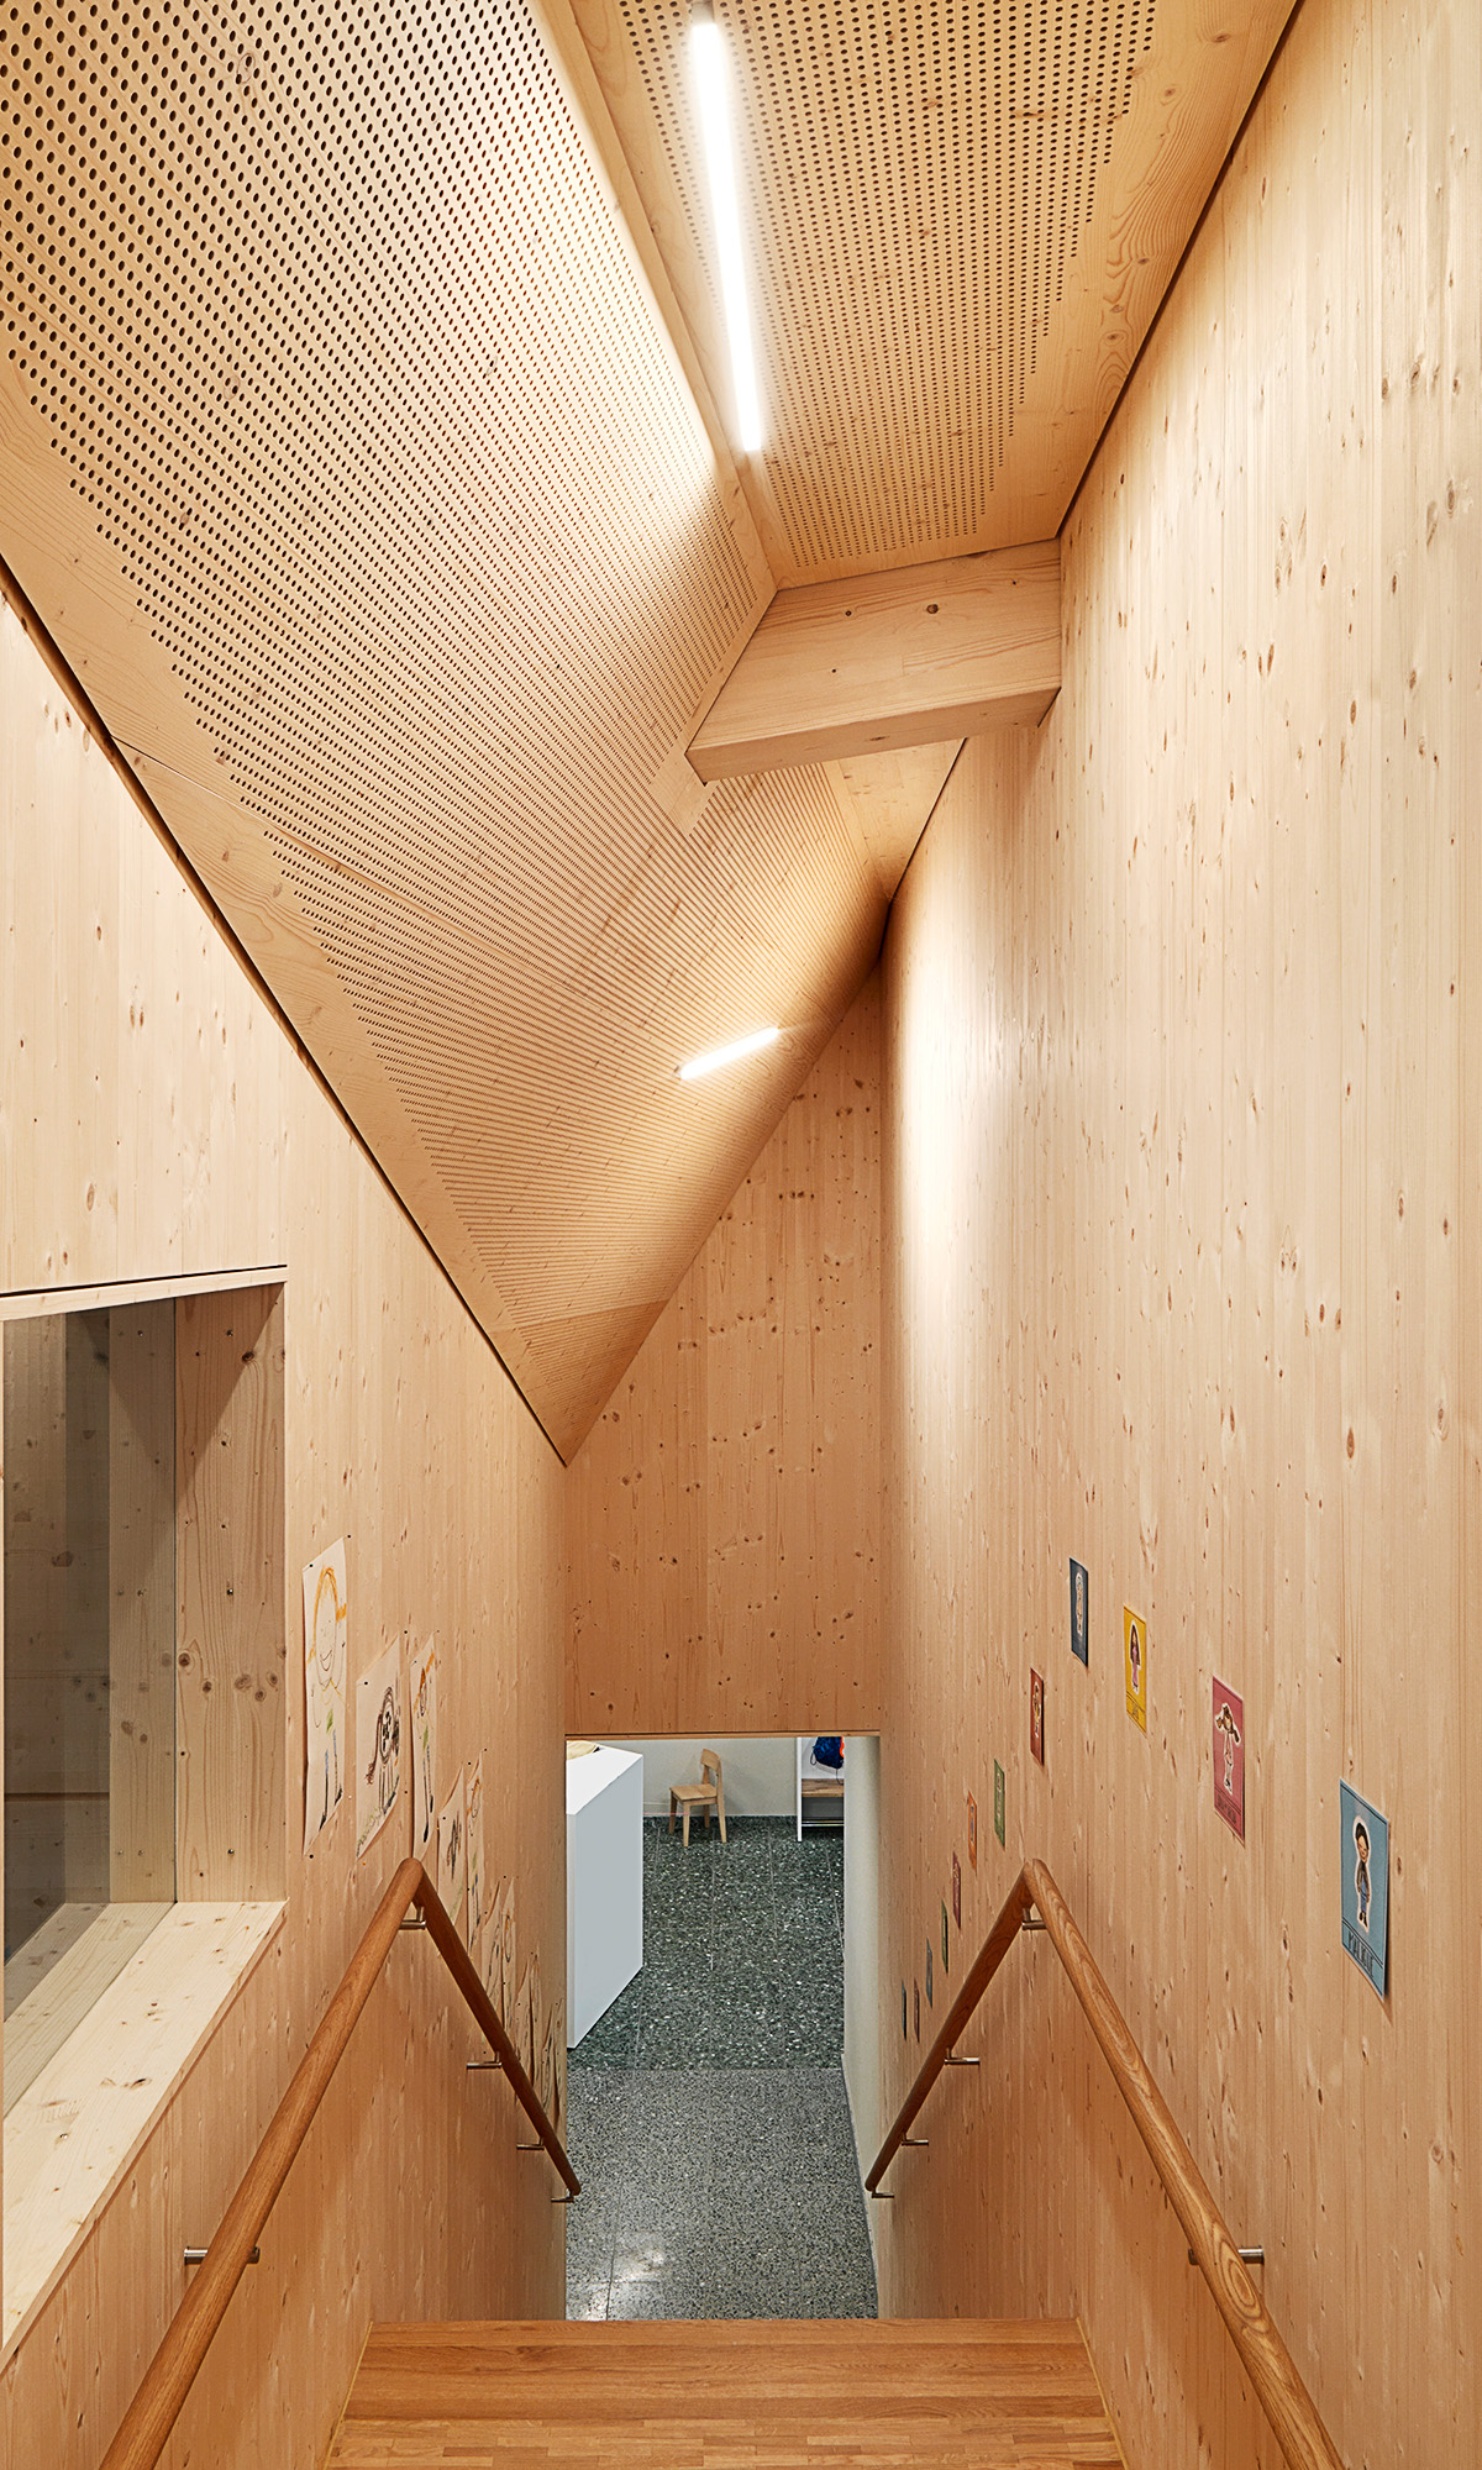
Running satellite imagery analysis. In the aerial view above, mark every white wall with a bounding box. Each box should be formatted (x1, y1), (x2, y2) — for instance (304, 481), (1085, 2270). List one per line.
(842, 1731), (882, 2210)
(596, 1735), (797, 1817)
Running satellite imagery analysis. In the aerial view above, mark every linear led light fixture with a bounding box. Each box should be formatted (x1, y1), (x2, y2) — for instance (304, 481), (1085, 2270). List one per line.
(690, 1), (764, 454)
(678, 1024), (780, 1082)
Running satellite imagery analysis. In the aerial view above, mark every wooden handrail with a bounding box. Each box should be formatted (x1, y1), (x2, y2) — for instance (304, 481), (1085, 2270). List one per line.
(99, 1857), (578, 2470)
(867, 1857), (1343, 2470)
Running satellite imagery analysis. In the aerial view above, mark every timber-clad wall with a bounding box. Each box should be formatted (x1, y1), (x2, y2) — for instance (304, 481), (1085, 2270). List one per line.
(566, 977), (883, 1738)
(872, 0), (1480, 2462)
(0, 595), (567, 2468)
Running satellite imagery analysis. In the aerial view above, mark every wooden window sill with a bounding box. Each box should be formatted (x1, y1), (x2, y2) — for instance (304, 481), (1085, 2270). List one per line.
(2, 1898), (285, 2357)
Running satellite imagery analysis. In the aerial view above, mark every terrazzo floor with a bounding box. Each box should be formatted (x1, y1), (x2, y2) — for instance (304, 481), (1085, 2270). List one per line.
(566, 1815), (878, 2321)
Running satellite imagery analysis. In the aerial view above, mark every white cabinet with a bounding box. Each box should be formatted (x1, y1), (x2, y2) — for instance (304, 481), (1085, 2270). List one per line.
(566, 1745), (643, 2045)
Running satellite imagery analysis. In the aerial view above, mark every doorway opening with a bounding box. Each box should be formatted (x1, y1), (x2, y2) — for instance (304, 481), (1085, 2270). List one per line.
(563, 1734), (880, 2321)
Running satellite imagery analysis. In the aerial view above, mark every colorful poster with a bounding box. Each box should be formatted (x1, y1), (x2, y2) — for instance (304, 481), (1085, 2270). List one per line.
(409, 1636), (437, 1862)
(967, 1792), (978, 1869)
(466, 1756), (487, 1960)
(1124, 1605), (1148, 1732)
(993, 1760), (1006, 1847)
(302, 1539), (348, 1852)
(1340, 1782), (1389, 1999)
(951, 1850), (962, 1928)
(940, 1899), (950, 1972)
(1212, 1680), (1245, 1839)
(354, 1640), (402, 1861)
(1069, 1557), (1089, 1666)
(1030, 1669), (1046, 1765)
(436, 1770), (467, 1935)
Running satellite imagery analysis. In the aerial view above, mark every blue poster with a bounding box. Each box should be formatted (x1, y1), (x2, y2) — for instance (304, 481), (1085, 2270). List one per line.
(1069, 1558), (1089, 1665)
(1339, 1781), (1389, 1999)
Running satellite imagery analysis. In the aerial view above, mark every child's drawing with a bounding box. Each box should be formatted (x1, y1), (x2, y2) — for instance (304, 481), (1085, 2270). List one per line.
(409, 1636), (438, 1861)
(436, 1769), (467, 1935)
(465, 1756), (486, 1959)
(354, 1640), (402, 1861)
(302, 1539), (348, 1852)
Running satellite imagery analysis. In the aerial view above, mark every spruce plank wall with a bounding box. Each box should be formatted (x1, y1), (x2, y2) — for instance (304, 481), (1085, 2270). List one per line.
(567, 977), (883, 1737)
(872, 0), (1480, 2463)
(0, 596), (567, 2469)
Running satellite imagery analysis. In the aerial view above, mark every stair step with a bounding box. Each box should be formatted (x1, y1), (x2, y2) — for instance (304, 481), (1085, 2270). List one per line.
(328, 2317), (1123, 2467)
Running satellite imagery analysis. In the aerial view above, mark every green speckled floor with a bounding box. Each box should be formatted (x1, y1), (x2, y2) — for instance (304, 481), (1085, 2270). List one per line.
(566, 1816), (876, 2321)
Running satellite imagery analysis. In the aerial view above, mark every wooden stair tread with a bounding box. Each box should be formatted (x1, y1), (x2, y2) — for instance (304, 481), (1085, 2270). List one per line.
(328, 2319), (1123, 2468)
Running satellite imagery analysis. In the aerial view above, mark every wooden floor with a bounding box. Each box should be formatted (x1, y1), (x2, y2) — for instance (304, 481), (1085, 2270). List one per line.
(327, 2316), (1124, 2467)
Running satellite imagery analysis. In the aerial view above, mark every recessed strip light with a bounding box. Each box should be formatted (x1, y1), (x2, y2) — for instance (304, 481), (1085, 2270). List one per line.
(678, 1024), (781, 1082)
(690, 2), (764, 455)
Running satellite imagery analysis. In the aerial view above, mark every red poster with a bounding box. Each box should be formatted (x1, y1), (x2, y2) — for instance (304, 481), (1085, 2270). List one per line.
(1030, 1668), (1045, 1765)
(1212, 1680), (1245, 1840)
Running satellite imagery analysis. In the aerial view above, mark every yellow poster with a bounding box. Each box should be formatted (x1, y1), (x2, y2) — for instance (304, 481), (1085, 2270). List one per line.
(1123, 1605), (1148, 1731)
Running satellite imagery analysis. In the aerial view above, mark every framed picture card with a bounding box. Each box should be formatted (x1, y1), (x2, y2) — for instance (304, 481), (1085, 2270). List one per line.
(1123, 1605), (1148, 1732)
(1212, 1680), (1245, 1839)
(993, 1760), (1006, 1847)
(1340, 1781), (1389, 1999)
(967, 1791), (978, 1869)
(1069, 1557), (1089, 1666)
(1030, 1669), (1045, 1765)
(951, 1850), (962, 1928)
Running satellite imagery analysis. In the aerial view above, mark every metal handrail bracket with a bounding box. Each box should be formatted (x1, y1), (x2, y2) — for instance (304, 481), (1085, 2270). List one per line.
(99, 1858), (578, 2470)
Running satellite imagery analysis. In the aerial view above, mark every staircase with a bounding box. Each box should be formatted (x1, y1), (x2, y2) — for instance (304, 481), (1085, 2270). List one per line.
(327, 2316), (1123, 2467)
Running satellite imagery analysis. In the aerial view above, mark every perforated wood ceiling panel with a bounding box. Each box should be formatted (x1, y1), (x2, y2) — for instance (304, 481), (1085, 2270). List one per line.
(566, 0), (1294, 582)
(0, 0), (884, 1454)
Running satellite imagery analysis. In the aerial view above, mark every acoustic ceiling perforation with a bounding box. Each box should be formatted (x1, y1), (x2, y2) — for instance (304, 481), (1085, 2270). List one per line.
(612, 0), (1157, 572)
(0, 0), (886, 1452)
(266, 753), (877, 1327)
(578, 0), (1290, 579)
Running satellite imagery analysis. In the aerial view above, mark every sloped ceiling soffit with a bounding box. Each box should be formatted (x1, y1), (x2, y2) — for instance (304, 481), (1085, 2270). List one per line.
(1, 0), (1289, 1454)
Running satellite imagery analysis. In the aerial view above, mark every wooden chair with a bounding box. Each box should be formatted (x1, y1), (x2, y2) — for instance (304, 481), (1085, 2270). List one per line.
(669, 1749), (727, 1847)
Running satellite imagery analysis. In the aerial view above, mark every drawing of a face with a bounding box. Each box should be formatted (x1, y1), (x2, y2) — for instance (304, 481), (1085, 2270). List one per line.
(313, 1568), (344, 1692)
(1353, 1820), (1372, 1930)
(1215, 1700), (1242, 1791)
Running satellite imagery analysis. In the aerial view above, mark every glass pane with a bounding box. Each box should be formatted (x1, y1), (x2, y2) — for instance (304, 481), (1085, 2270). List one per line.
(4, 1303), (176, 2106)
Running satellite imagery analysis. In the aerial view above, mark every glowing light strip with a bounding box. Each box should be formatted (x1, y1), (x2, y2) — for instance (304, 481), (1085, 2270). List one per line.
(691, 5), (764, 454)
(678, 1024), (781, 1082)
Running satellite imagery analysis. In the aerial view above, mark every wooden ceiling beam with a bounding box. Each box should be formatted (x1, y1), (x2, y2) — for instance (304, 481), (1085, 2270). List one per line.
(688, 541), (1061, 781)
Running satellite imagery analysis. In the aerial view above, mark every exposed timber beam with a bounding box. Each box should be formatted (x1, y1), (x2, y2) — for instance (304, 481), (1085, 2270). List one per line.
(688, 539), (1061, 781)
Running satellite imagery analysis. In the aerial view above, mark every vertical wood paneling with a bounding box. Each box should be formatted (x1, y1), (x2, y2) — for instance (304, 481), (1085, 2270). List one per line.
(566, 977), (883, 1737)
(873, 2), (1481, 2465)
(175, 1286), (286, 1902)
(0, 594), (567, 2469)
(108, 1304), (176, 1902)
